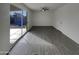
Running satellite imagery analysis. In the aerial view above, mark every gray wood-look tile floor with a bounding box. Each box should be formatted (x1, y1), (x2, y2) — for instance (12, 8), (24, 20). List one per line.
(9, 26), (79, 55)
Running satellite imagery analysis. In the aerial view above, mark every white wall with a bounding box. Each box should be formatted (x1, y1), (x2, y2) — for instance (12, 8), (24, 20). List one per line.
(0, 3), (10, 54)
(32, 11), (54, 26)
(53, 4), (79, 44)
(11, 3), (33, 30)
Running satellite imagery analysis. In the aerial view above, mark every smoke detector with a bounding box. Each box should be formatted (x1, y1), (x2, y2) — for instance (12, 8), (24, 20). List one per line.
(41, 7), (49, 12)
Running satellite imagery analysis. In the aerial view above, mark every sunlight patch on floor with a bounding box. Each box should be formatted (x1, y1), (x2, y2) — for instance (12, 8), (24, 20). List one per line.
(10, 28), (26, 44)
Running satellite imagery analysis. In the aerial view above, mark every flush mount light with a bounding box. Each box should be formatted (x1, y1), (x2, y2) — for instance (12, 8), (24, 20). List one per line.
(41, 7), (49, 12)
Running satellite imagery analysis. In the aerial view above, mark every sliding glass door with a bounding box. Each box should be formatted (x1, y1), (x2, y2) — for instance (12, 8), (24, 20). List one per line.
(10, 10), (27, 44)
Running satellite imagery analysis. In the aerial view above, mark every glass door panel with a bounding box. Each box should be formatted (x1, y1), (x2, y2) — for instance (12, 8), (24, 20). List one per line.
(10, 10), (27, 44)
(10, 10), (22, 44)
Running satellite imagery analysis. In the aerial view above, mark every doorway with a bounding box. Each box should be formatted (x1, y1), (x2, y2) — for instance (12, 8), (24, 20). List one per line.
(10, 5), (27, 46)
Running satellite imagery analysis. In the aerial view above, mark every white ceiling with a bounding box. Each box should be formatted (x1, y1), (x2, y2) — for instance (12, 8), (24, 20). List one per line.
(25, 3), (66, 11)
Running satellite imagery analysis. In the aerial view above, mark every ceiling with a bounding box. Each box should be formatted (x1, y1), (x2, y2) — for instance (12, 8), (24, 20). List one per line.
(25, 3), (66, 11)
(10, 5), (21, 11)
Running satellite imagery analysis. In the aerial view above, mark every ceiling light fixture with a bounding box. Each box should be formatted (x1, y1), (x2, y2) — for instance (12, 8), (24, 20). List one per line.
(41, 7), (49, 12)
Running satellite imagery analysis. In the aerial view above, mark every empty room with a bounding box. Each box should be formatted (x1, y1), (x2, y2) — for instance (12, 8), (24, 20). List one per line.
(0, 3), (79, 55)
